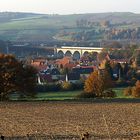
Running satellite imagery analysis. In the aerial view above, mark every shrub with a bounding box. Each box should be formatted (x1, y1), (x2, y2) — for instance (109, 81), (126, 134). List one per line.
(0, 93), (9, 101)
(131, 80), (140, 98)
(37, 83), (61, 92)
(78, 89), (116, 99)
(77, 91), (96, 98)
(61, 82), (72, 91)
(123, 87), (132, 96)
(37, 82), (84, 93)
(103, 89), (116, 98)
(71, 82), (84, 90)
(132, 87), (140, 98)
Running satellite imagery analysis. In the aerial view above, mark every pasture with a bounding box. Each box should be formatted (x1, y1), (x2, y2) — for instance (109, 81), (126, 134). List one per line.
(0, 101), (139, 139)
(11, 88), (131, 101)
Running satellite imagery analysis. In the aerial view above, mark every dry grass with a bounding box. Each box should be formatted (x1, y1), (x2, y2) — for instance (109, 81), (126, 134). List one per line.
(0, 101), (140, 139)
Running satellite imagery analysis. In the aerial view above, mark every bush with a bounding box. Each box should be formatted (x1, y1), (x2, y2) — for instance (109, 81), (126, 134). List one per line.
(77, 91), (96, 98)
(131, 80), (140, 98)
(78, 89), (116, 99)
(37, 83), (61, 92)
(103, 89), (116, 98)
(61, 82), (72, 91)
(123, 87), (132, 96)
(132, 87), (140, 98)
(0, 93), (9, 101)
(71, 82), (84, 90)
(37, 82), (84, 93)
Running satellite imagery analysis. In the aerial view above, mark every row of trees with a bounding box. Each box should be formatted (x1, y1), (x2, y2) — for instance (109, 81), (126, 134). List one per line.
(0, 54), (37, 100)
(82, 50), (140, 98)
(83, 67), (140, 98)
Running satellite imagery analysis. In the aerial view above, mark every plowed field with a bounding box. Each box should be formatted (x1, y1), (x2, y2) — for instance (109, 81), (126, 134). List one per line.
(0, 101), (139, 139)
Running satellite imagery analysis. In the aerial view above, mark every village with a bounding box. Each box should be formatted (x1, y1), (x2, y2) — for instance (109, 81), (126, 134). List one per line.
(29, 45), (134, 85)
(0, 2), (140, 139)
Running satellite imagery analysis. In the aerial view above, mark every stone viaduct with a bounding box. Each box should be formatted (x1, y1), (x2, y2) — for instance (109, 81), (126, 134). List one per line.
(55, 46), (103, 59)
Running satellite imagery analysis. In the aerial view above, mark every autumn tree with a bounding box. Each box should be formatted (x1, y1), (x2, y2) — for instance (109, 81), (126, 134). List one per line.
(0, 54), (37, 100)
(0, 54), (18, 100)
(84, 71), (102, 97)
(132, 80), (140, 98)
(84, 70), (114, 97)
(123, 87), (132, 96)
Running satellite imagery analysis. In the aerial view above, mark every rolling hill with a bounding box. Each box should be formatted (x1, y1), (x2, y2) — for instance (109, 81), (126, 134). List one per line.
(0, 12), (140, 41)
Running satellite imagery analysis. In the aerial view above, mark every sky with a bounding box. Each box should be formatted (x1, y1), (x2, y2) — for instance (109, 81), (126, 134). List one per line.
(0, 0), (140, 15)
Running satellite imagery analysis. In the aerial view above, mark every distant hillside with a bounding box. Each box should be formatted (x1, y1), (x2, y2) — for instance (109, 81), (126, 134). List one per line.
(0, 12), (45, 22)
(77, 12), (140, 23)
(0, 12), (140, 42)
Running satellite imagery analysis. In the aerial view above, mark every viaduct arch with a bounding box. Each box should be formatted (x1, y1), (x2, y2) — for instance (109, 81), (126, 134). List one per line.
(55, 46), (103, 59)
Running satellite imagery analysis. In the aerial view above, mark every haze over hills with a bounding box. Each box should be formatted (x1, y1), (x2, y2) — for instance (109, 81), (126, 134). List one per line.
(0, 12), (140, 42)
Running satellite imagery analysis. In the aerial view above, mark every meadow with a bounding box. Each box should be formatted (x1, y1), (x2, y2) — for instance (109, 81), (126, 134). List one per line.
(10, 88), (132, 101)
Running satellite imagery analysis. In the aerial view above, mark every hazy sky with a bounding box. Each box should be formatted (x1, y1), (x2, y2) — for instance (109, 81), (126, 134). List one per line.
(0, 0), (140, 14)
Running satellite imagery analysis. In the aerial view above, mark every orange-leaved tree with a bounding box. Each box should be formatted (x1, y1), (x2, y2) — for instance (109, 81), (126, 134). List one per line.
(84, 70), (113, 97)
(132, 80), (140, 98)
(0, 54), (37, 100)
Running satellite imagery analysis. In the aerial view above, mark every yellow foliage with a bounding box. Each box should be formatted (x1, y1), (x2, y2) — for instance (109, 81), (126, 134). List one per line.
(123, 87), (132, 96)
(84, 71), (104, 97)
(99, 59), (107, 69)
(61, 82), (72, 91)
(132, 80), (140, 98)
(84, 70), (113, 97)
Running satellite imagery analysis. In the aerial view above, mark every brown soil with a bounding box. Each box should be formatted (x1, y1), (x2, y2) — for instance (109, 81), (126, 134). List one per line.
(0, 101), (139, 139)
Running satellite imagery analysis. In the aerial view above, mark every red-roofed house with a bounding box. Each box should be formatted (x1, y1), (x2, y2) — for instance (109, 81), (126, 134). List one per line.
(31, 58), (48, 71)
(55, 56), (77, 69)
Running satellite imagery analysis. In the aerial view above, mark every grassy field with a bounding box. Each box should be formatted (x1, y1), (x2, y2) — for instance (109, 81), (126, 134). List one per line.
(36, 91), (81, 100)
(113, 88), (127, 98)
(11, 90), (81, 101)
(10, 87), (135, 102)
(0, 102), (139, 139)
(11, 88), (132, 101)
(36, 88), (130, 100)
